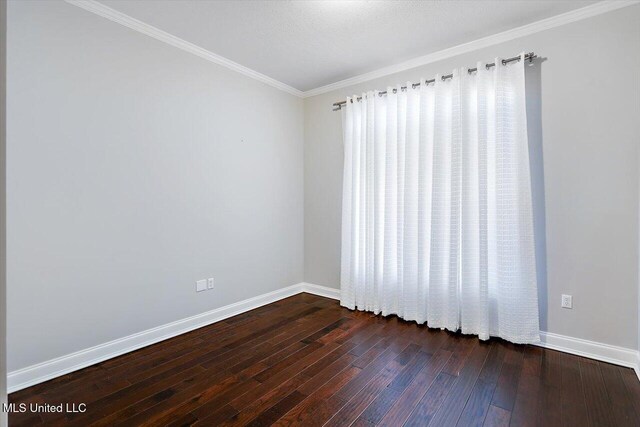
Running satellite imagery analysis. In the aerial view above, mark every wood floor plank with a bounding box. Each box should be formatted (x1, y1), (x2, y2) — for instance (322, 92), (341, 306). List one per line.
(377, 348), (452, 427)
(441, 334), (476, 376)
(323, 346), (423, 426)
(403, 371), (458, 427)
(599, 361), (640, 426)
(245, 390), (307, 427)
(358, 350), (430, 424)
(218, 325), (378, 425)
(269, 366), (362, 426)
(535, 348), (562, 426)
(580, 357), (616, 426)
(194, 307), (341, 374)
(92, 367), (245, 427)
(509, 345), (542, 427)
(9, 294), (640, 427)
(427, 341), (491, 426)
(490, 343), (524, 411)
(157, 382), (247, 426)
(228, 322), (412, 423)
(165, 344), (348, 422)
(333, 340), (412, 402)
(407, 324), (449, 355)
(77, 306), (340, 426)
(619, 366), (640, 420)
(6, 408), (43, 427)
(482, 404), (510, 426)
(8, 296), (313, 400)
(111, 297), (317, 368)
(22, 298), (321, 407)
(220, 343), (354, 424)
(559, 352), (589, 427)
(66, 365), (208, 425)
(145, 337), (338, 425)
(455, 342), (506, 427)
(93, 310), (338, 418)
(233, 320), (380, 412)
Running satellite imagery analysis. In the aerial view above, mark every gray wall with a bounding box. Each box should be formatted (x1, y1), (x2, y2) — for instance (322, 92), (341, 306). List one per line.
(304, 5), (640, 350)
(7, 1), (303, 372)
(1, 0), (6, 424)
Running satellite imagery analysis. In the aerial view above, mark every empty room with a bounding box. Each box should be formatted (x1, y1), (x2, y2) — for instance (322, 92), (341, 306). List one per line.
(1, 0), (640, 425)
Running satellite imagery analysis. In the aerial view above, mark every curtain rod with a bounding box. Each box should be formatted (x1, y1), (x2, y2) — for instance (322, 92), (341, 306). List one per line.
(332, 51), (536, 111)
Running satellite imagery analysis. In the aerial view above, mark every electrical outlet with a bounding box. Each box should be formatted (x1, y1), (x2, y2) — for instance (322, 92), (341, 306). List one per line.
(207, 278), (214, 290)
(561, 294), (572, 309)
(196, 279), (207, 292)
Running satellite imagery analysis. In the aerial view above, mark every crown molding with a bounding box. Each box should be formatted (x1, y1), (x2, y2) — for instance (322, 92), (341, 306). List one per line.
(62, 0), (640, 99)
(65, 0), (304, 98)
(302, 0), (640, 98)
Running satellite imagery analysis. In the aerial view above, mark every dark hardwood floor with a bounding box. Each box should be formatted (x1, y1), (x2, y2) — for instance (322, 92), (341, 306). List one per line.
(9, 293), (640, 426)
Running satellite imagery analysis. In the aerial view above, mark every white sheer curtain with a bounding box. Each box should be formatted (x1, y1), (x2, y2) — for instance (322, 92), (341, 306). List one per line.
(340, 54), (539, 344)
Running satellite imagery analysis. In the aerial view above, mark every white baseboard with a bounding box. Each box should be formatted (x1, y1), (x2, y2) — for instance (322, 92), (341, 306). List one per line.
(7, 283), (304, 393)
(300, 282), (341, 300)
(536, 331), (639, 378)
(7, 281), (639, 392)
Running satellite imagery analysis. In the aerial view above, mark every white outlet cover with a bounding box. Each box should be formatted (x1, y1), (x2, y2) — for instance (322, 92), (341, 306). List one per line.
(207, 278), (214, 289)
(561, 294), (572, 309)
(196, 279), (207, 292)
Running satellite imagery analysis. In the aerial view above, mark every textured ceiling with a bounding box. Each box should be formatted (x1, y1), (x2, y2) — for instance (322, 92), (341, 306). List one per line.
(100, 0), (597, 91)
